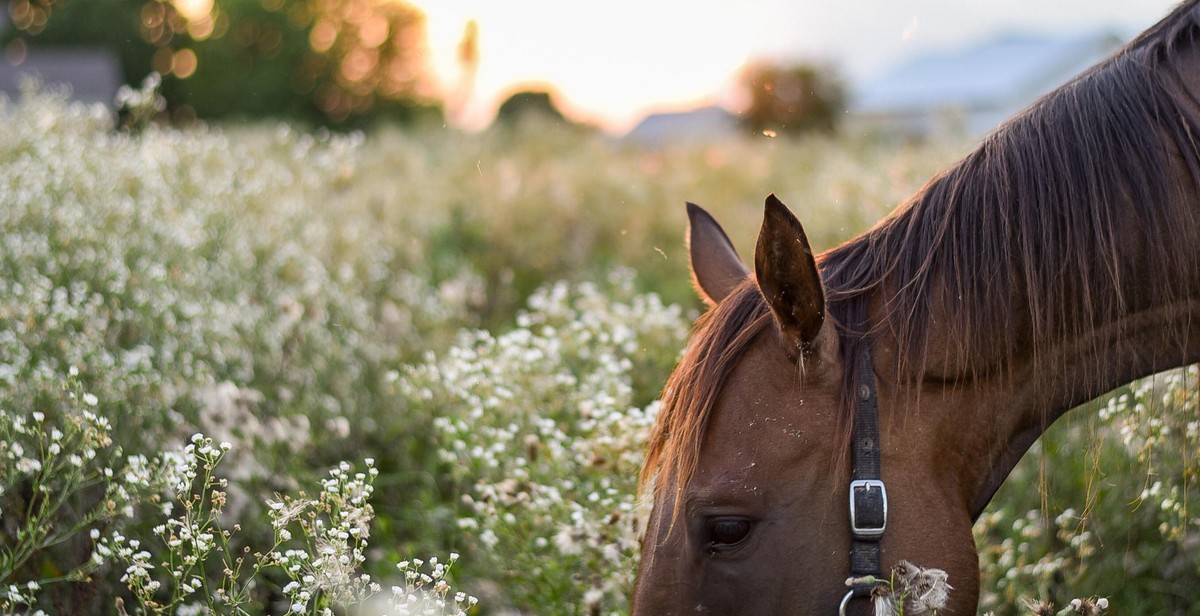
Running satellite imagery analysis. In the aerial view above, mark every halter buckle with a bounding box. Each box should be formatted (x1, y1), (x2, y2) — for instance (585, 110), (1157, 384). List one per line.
(848, 479), (887, 539)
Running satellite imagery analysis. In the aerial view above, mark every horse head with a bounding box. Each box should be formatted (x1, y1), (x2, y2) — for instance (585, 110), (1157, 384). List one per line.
(632, 196), (980, 614)
(633, 5), (1200, 610)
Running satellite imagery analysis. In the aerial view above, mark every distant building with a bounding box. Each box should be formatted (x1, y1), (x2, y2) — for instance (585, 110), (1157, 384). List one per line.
(1, 47), (124, 106)
(851, 31), (1125, 138)
(0, 1), (123, 107)
(625, 105), (741, 146)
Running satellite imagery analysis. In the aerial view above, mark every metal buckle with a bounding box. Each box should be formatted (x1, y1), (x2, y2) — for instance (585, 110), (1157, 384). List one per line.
(848, 479), (887, 539)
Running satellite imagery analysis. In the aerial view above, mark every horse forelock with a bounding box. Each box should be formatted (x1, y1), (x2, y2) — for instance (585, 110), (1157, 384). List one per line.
(639, 280), (771, 516)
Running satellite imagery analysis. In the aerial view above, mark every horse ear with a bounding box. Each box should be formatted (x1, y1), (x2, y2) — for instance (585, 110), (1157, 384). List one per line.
(754, 194), (826, 356)
(687, 202), (750, 306)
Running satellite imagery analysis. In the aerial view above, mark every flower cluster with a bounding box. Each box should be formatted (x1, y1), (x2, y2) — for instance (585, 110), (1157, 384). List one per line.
(0, 87), (476, 508)
(975, 367), (1199, 613)
(101, 434), (250, 613)
(97, 438), (478, 616)
(267, 459), (380, 611)
(114, 72), (166, 130)
(848, 560), (951, 616)
(1098, 367), (1200, 541)
(262, 458), (478, 616)
(378, 554), (478, 616)
(0, 89), (478, 608)
(1012, 596), (1109, 616)
(10, 81), (1200, 614)
(0, 381), (166, 611)
(405, 272), (687, 613)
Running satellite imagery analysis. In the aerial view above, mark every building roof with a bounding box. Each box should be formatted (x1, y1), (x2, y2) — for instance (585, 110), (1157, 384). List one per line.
(854, 31), (1124, 116)
(1, 47), (124, 106)
(625, 105), (741, 145)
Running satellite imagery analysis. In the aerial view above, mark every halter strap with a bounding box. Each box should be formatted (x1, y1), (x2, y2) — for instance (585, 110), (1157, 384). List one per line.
(842, 344), (888, 609)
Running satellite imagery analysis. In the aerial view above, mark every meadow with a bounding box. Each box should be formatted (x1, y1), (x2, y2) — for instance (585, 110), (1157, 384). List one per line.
(1, 87), (1198, 615)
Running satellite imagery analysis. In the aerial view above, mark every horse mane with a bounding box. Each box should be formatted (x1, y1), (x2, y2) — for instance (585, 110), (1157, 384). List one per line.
(641, 1), (1200, 508)
(822, 1), (1200, 383)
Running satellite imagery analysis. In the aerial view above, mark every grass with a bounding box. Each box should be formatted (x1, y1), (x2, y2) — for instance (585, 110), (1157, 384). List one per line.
(0, 87), (1196, 614)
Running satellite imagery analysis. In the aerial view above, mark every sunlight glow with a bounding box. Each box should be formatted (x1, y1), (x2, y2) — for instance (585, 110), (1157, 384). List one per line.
(416, 0), (763, 131)
(172, 0), (213, 23)
(413, 0), (1180, 133)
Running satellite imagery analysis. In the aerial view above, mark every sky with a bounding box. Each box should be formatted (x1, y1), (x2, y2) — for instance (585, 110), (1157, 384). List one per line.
(410, 1), (1180, 132)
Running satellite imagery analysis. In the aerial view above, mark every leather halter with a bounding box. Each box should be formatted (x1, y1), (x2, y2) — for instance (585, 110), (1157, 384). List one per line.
(839, 344), (888, 614)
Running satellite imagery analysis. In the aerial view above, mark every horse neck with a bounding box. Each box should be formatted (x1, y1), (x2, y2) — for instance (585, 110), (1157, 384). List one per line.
(943, 291), (1200, 516)
(857, 23), (1200, 517)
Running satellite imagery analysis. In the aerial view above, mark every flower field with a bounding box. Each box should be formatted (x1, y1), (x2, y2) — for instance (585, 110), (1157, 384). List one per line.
(2, 89), (1198, 615)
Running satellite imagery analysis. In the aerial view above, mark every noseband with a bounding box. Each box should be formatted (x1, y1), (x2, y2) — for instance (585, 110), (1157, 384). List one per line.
(839, 345), (888, 615)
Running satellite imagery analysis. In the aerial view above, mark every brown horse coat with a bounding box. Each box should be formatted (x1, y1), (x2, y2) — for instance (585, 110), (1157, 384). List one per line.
(635, 2), (1200, 613)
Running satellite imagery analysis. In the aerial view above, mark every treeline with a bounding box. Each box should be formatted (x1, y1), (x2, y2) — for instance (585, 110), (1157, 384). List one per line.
(4, 0), (847, 132)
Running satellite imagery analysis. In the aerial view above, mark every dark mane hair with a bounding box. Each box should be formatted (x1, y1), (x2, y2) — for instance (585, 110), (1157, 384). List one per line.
(822, 2), (1200, 379)
(641, 1), (1200, 503)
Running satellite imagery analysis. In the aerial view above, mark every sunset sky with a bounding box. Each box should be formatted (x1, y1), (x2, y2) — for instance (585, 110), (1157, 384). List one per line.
(411, 0), (1178, 132)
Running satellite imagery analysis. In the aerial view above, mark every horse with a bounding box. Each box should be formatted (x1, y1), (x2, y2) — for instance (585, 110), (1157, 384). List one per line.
(632, 2), (1200, 614)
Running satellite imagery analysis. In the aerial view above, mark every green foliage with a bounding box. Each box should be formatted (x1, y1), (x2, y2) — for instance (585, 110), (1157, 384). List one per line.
(738, 60), (847, 135)
(494, 90), (568, 127)
(0, 89), (474, 611)
(0, 379), (161, 613)
(3, 0), (440, 126)
(351, 115), (962, 323)
(0, 89), (961, 613)
(976, 369), (1200, 615)
(403, 272), (688, 613)
(98, 435), (477, 615)
(2, 90), (1196, 614)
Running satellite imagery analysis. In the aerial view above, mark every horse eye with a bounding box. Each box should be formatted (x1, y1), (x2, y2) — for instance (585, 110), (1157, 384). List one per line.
(706, 518), (753, 549)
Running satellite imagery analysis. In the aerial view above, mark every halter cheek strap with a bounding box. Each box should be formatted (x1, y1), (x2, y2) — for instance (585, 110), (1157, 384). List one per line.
(840, 345), (888, 614)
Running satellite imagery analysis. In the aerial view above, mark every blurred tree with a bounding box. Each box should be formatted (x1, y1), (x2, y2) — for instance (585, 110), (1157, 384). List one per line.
(445, 18), (478, 125)
(3, 0), (441, 126)
(739, 61), (846, 135)
(494, 89), (566, 126)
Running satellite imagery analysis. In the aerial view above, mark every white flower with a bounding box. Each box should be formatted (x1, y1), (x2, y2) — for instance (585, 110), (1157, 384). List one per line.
(583, 588), (604, 611)
(894, 561), (951, 616)
(552, 526), (584, 556)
